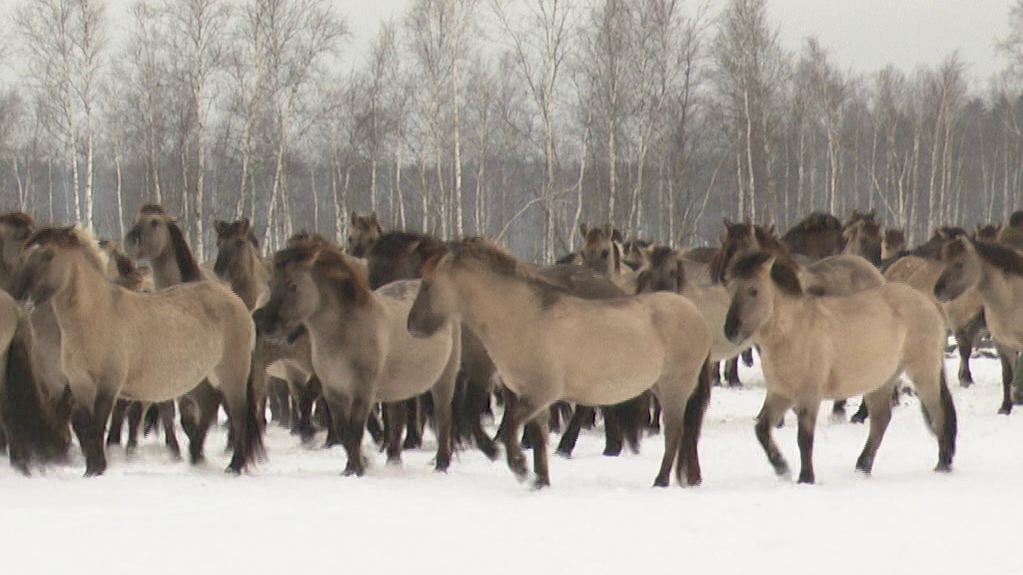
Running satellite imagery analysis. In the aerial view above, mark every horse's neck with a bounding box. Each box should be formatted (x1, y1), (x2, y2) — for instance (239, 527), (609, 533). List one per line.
(452, 270), (535, 354)
(755, 292), (804, 347)
(305, 286), (377, 346)
(977, 265), (1023, 344)
(231, 251), (270, 311)
(150, 251), (186, 289)
(51, 259), (115, 338)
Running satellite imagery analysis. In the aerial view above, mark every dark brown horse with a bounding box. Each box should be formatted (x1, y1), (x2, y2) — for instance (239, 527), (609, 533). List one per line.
(348, 212), (383, 258)
(780, 211), (846, 261)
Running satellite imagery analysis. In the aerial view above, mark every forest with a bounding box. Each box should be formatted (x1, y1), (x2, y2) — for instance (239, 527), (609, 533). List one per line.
(1, 0), (1023, 262)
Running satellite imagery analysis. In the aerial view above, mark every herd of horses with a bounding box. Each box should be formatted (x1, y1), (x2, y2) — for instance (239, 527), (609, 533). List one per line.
(0, 204), (1019, 489)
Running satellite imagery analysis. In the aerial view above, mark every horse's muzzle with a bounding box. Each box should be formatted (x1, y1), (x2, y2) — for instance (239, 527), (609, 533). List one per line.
(723, 303), (745, 345)
(933, 277), (957, 303)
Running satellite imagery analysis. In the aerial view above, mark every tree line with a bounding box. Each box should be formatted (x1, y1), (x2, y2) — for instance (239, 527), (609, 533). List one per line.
(1, 0), (1023, 262)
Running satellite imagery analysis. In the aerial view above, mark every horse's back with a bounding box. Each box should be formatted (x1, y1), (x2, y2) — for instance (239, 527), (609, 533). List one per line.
(803, 254), (885, 295)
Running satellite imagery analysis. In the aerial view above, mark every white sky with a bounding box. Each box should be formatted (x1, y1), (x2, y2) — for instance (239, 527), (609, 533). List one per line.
(92, 0), (1017, 81)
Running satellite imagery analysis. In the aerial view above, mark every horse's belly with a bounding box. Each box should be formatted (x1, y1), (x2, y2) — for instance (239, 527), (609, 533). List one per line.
(562, 350), (663, 406)
(120, 346), (222, 402)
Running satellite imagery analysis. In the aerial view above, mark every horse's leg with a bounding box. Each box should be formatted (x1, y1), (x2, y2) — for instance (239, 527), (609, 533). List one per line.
(383, 402), (406, 464)
(548, 402), (562, 434)
(677, 362), (712, 487)
(106, 399), (128, 447)
(954, 329), (975, 388)
(494, 388), (516, 443)
(502, 394), (552, 483)
(831, 399), (847, 418)
(602, 405), (624, 457)
(465, 379), (498, 460)
(555, 406), (590, 457)
(70, 388), (115, 477)
(223, 375), (263, 475)
(292, 377), (320, 444)
(125, 401), (143, 452)
(524, 414), (551, 489)
(159, 401), (181, 459)
(653, 399), (684, 487)
(430, 340), (460, 473)
(741, 347), (755, 368)
(794, 399), (821, 484)
(180, 381), (222, 465)
(849, 400), (869, 424)
(855, 381), (895, 475)
(722, 357), (741, 387)
(342, 397), (371, 477)
(269, 377), (291, 428)
(998, 346), (1015, 415)
(649, 394), (661, 435)
(365, 406), (384, 445)
(755, 392), (794, 478)
(402, 397), (423, 449)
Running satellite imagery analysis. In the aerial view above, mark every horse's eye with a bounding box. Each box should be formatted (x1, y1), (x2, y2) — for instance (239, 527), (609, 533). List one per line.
(150, 220), (159, 228)
(601, 249), (610, 259)
(748, 288), (758, 297)
(954, 262), (964, 269)
(288, 283), (298, 293)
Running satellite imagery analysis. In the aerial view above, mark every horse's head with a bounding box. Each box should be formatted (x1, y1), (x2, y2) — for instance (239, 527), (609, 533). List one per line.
(881, 228), (906, 260)
(125, 204), (177, 261)
(14, 226), (99, 306)
(214, 219), (259, 279)
(843, 218), (882, 264)
(635, 246), (685, 294)
(98, 239), (146, 290)
(407, 245), (456, 339)
(934, 236), (980, 302)
(579, 223), (622, 277)
(710, 218), (760, 283)
(365, 231), (445, 289)
(348, 211), (383, 258)
(724, 251), (801, 345)
(622, 238), (652, 271)
(0, 212), (35, 290)
(974, 223), (1002, 243)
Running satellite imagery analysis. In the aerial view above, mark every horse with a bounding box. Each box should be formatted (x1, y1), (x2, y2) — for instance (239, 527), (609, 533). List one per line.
(974, 223), (1002, 243)
(935, 237), (1023, 411)
(780, 211), (846, 261)
(10, 226), (261, 476)
(883, 227), (990, 396)
(578, 223), (641, 293)
(407, 237), (712, 489)
(348, 212), (383, 258)
(125, 204), (227, 462)
(259, 239), (462, 476)
(723, 251), (956, 483)
(842, 217), (883, 266)
(99, 239), (180, 457)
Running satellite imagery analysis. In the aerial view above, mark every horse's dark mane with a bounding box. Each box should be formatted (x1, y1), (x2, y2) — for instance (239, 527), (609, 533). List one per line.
(166, 222), (202, 283)
(26, 226), (106, 272)
(369, 231), (442, 261)
(0, 212), (34, 231)
(782, 212), (843, 239)
(276, 240), (372, 305)
(447, 238), (571, 306)
(969, 240), (1023, 277)
(646, 246), (677, 270)
(910, 227), (968, 260)
(138, 204), (166, 215)
(730, 250), (802, 296)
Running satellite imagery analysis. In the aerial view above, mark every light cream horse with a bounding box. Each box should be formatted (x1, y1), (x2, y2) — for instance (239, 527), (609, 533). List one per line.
(11, 226), (261, 476)
(407, 238), (712, 488)
(724, 251), (956, 483)
(936, 237), (1023, 408)
(258, 239), (462, 476)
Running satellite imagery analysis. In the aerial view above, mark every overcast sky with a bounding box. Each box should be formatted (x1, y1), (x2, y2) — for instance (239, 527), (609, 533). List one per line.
(97, 0), (1015, 81)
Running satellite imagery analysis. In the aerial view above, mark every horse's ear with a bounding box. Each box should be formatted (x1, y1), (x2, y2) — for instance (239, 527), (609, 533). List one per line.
(767, 224), (775, 235)
(350, 211), (359, 225)
(602, 223), (614, 238)
(579, 223), (588, 238)
(611, 228), (624, 243)
(867, 209), (875, 219)
(760, 256), (776, 275)
(368, 212), (379, 226)
(239, 218), (251, 235)
(214, 220), (229, 237)
(723, 217), (734, 229)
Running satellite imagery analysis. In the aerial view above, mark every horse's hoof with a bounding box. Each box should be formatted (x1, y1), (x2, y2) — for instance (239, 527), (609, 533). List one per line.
(531, 477), (551, 490)
(479, 445), (499, 461)
(797, 473), (815, 485)
(959, 380), (973, 388)
(386, 456), (401, 466)
(850, 414), (868, 424)
(342, 467), (365, 477)
(84, 467), (106, 478)
(934, 463), (953, 473)
(555, 448), (572, 459)
(602, 447), (623, 457)
(998, 405), (1013, 415)
(653, 475), (669, 487)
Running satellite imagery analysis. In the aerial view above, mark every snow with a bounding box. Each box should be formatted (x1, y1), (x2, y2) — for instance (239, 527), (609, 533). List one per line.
(3, 350), (1022, 575)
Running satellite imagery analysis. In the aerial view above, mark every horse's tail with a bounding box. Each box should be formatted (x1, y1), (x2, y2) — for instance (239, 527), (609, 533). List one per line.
(0, 315), (69, 473)
(677, 355), (713, 486)
(920, 367), (957, 470)
(243, 368), (265, 464)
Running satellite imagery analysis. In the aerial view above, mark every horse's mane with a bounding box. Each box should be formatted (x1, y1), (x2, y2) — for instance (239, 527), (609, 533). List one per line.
(26, 226), (108, 272)
(445, 238), (569, 306)
(950, 239), (1023, 277)
(369, 231), (444, 261)
(729, 250), (802, 296)
(276, 240), (372, 305)
(166, 222), (202, 283)
(99, 240), (144, 288)
(910, 226), (968, 260)
(0, 212), (34, 232)
(138, 203), (167, 216)
(782, 212), (843, 239)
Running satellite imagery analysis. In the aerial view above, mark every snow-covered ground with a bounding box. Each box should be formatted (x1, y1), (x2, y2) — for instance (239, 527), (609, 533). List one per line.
(3, 350), (1022, 575)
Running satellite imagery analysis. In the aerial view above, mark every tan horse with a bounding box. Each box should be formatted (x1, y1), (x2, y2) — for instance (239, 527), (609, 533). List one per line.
(724, 251), (956, 483)
(213, 219), (270, 310)
(259, 239), (462, 476)
(842, 217), (883, 266)
(407, 238), (712, 488)
(578, 223), (642, 293)
(11, 226), (261, 476)
(936, 237), (1023, 406)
